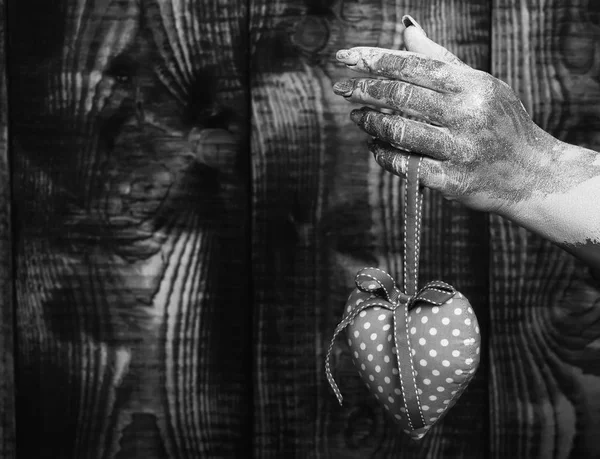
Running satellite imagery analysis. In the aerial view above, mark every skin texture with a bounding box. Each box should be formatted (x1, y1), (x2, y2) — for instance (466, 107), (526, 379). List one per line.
(333, 15), (600, 272)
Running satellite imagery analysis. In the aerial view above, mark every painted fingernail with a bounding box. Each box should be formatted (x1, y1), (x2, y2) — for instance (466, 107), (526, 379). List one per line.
(336, 49), (359, 65)
(402, 15), (427, 36)
(333, 80), (354, 97)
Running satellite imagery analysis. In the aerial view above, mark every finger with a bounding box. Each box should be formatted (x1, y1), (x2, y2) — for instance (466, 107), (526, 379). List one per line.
(401, 15), (468, 68)
(336, 48), (464, 93)
(333, 78), (449, 125)
(351, 108), (453, 160)
(368, 139), (447, 191)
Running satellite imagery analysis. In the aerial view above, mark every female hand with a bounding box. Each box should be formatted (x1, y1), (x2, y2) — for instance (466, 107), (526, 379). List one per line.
(332, 16), (598, 218)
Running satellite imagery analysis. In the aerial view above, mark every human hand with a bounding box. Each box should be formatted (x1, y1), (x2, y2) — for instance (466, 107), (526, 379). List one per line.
(332, 15), (562, 216)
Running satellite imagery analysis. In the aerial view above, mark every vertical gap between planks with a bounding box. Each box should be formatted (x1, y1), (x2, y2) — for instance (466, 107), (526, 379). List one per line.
(3, 0), (17, 456)
(245, 0), (255, 456)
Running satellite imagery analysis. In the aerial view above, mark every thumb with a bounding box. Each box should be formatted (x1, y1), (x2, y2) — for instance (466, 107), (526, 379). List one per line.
(402, 15), (468, 68)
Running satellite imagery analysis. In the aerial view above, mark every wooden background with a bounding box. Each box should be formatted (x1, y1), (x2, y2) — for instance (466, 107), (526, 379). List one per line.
(2, 0), (600, 457)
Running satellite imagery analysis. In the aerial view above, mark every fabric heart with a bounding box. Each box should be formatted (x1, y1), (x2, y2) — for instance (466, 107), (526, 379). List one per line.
(325, 154), (481, 439)
(326, 268), (481, 440)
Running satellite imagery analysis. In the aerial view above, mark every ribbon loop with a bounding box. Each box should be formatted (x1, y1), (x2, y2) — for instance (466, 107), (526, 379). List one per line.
(410, 281), (456, 308)
(355, 267), (398, 303)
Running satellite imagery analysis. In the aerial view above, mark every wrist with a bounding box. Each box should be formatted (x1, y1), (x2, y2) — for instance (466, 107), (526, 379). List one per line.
(499, 138), (600, 246)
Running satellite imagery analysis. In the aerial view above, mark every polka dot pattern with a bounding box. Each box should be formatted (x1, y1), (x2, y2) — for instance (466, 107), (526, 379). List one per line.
(343, 286), (481, 439)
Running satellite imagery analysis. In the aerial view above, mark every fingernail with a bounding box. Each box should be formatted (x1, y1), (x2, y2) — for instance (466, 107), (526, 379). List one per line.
(350, 109), (364, 123)
(402, 15), (427, 36)
(336, 49), (359, 65)
(333, 80), (354, 97)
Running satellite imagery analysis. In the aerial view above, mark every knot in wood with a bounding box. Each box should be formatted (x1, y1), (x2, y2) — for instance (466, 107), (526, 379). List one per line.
(189, 128), (238, 172)
(290, 16), (330, 53)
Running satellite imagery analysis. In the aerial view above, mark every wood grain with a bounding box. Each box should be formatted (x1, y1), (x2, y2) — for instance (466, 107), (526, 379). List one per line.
(6, 1), (600, 457)
(9, 0), (250, 456)
(490, 1), (600, 457)
(0, 0), (15, 457)
(250, 1), (491, 457)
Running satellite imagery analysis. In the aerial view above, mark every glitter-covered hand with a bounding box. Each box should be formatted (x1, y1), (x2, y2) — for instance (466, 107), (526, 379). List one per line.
(332, 15), (600, 269)
(334, 16), (562, 214)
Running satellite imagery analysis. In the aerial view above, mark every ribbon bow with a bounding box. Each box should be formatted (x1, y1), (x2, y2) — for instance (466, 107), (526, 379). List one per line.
(324, 267), (456, 429)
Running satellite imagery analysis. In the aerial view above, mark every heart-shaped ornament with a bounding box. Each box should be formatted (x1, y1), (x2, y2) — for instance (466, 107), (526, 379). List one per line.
(325, 155), (481, 440)
(340, 270), (481, 439)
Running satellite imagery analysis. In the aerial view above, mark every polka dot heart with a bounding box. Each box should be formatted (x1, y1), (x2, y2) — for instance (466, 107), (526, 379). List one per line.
(335, 278), (481, 440)
(325, 158), (481, 441)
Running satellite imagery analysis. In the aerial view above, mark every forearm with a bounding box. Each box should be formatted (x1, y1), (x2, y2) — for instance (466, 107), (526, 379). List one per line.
(498, 140), (600, 272)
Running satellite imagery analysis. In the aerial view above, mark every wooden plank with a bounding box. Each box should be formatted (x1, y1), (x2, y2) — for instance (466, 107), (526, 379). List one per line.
(0, 0), (15, 457)
(8, 0), (250, 456)
(490, 1), (600, 457)
(250, 2), (491, 457)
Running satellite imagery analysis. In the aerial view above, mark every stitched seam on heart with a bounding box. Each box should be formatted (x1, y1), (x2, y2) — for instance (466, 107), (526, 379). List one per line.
(403, 302), (425, 426)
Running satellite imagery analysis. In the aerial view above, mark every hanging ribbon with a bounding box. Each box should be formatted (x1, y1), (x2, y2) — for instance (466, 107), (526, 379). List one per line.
(325, 155), (457, 431)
